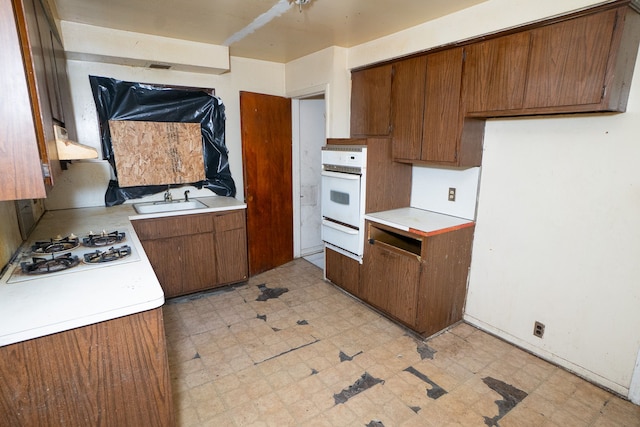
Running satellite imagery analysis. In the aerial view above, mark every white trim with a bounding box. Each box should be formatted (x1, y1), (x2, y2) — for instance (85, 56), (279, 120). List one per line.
(292, 99), (301, 258)
(629, 347), (640, 404)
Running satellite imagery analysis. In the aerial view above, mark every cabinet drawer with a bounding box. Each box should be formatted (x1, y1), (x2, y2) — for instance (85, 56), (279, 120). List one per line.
(368, 222), (423, 260)
(214, 210), (245, 233)
(133, 213), (215, 240)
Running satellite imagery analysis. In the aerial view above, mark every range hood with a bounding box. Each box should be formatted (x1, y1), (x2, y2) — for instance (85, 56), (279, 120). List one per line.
(54, 124), (98, 160)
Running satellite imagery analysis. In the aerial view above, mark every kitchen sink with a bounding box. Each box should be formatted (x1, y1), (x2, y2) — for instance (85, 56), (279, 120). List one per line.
(133, 199), (208, 214)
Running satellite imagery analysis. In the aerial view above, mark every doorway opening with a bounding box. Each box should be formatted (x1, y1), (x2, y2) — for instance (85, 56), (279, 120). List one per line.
(292, 94), (326, 269)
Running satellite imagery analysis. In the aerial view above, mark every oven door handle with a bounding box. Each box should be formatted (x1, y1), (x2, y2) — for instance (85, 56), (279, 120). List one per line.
(322, 219), (359, 235)
(321, 170), (361, 180)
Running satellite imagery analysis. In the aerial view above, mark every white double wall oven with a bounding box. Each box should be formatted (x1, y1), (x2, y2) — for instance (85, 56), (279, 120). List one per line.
(320, 145), (367, 262)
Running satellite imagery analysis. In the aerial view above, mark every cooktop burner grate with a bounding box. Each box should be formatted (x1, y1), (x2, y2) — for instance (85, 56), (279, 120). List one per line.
(21, 253), (81, 275)
(82, 231), (126, 247)
(31, 234), (80, 255)
(83, 245), (132, 264)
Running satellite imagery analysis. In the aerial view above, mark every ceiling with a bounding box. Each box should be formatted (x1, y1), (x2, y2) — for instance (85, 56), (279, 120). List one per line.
(49, 0), (488, 63)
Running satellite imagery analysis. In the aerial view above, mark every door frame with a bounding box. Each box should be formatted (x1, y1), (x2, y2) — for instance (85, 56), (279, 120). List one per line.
(290, 84), (327, 259)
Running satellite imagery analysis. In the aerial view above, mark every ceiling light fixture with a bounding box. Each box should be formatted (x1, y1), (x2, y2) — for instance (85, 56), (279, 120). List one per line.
(291, 0), (312, 12)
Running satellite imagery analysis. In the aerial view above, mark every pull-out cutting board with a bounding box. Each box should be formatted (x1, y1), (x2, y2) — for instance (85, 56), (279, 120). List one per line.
(108, 120), (205, 187)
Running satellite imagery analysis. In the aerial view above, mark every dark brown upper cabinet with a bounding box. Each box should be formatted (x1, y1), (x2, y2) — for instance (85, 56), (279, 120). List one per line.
(350, 64), (392, 137)
(392, 48), (484, 167)
(1, 0), (77, 201)
(463, 32), (531, 114)
(464, 4), (640, 116)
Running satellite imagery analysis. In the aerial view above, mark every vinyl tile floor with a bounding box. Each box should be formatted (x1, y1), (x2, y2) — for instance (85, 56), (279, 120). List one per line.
(163, 259), (640, 426)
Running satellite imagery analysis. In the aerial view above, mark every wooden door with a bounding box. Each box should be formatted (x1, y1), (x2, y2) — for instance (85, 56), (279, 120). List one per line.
(240, 91), (293, 276)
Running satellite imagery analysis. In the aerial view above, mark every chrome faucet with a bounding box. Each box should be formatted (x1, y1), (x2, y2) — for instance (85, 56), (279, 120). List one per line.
(164, 186), (173, 202)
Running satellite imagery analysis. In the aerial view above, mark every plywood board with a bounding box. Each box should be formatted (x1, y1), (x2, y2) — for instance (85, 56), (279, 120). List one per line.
(108, 120), (205, 187)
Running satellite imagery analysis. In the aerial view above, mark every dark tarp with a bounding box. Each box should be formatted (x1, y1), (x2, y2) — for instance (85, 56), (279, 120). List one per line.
(89, 76), (236, 206)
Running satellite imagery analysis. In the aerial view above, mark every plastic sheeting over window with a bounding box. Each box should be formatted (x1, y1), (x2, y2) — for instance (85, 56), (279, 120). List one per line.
(89, 76), (236, 206)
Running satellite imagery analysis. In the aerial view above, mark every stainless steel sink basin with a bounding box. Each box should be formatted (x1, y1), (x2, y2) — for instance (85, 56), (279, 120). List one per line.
(133, 199), (208, 214)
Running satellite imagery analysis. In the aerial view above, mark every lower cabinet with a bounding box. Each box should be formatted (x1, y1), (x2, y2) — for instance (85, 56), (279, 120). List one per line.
(133, 209), (248, 298)
(0, 308), (174, 426)
(356, 220), (474, 336)
(325, 247), (361, 295)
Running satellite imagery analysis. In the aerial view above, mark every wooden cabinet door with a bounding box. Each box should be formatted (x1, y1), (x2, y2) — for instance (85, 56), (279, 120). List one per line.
(523, 9), (617, 110)
(463, 32), (531, 113)
(325, 247), (360, 295)
(0, 0), (46, 200)
(141, 238), (184, 298)
(350, 64), (392, 137)
(216, 228), (248, 285)
(422, 47), (464, 164)
(18, 0), (61, 187)
(214, 210), (248, 285)
(390, 56), (427, 160)
(363, 241), (421, 327)
(181, 233), (217, 294)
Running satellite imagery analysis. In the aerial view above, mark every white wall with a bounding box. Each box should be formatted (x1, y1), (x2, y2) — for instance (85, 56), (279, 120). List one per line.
(46, 55), (285, 209)
(465, 61), (640, 395)
(285, 46), (350, 138)
(411, 166), (480, 221)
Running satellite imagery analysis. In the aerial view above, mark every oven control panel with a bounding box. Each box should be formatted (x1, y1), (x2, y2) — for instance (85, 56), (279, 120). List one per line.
(321, 145), (367, 169)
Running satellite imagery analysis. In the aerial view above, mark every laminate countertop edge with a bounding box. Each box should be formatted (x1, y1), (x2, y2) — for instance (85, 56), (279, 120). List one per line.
(365, 207), (474, 235)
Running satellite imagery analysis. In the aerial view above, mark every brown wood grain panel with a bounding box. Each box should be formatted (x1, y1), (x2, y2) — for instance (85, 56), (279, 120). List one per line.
(214, 210), (245, 233)
(17, 0), (60, 188)
(422, 47), (464, 164)
(362, 138), (412, 213)
(362, 237), (421, 327)
(603, 7), (640, 112)
(139, 237), (185, 297)
(416, 225), (475, 336)
(325, 247), (361, 295)
(109, 120), (205, 187)
(132, 213), (215, 240)
(0, 0), (45, 200)
(524, 9), (617, 109)
(0, 309), (174, 426)
(390, 56), (427, 160)
(181, 232), (217, 292)
(216, 227), (248, 285)
(463, 31), (531, 113)
(350, 64), (392, 137)
(240, 91), (293, 276)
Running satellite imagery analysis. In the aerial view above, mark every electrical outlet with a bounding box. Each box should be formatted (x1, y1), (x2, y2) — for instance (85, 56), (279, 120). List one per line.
(533, 321), (545, 338)
(448, 187), (456, 202)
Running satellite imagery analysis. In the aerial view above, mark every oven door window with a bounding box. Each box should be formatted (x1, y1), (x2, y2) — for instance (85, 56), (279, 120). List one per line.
(321, 171), (361, 227)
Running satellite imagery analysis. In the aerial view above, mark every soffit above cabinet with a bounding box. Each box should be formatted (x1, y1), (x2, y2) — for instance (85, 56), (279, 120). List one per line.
(60, 21), (230, 74)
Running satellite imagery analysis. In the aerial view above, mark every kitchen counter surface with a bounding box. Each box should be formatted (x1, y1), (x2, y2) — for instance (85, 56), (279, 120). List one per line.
(0, 196), (245, 347)
(365, 207), (474, 236)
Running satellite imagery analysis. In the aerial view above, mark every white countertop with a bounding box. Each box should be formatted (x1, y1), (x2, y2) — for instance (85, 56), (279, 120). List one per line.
(365, 207), (474, 236)
(0, 196), (245, 347)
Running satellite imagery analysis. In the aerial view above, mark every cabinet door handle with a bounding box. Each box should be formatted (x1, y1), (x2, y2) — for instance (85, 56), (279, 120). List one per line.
(368, 238), (375, 245)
